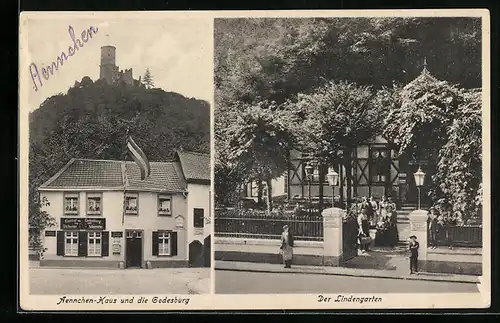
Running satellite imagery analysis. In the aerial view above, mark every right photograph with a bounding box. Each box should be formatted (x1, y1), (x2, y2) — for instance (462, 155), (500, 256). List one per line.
(213, 17), (484, 294)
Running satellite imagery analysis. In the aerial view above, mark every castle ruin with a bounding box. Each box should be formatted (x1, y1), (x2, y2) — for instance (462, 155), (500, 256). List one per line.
(99, 45), (143, 87)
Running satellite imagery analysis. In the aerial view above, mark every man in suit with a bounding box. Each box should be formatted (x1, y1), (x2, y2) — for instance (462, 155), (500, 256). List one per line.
(408, 235), (420, 274)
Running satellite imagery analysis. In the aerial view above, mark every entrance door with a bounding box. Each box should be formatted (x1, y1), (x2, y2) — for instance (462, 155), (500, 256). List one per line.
(203, 235), (211, 267)
(188, 240), (204, 267)
(126, 230), (142, 268)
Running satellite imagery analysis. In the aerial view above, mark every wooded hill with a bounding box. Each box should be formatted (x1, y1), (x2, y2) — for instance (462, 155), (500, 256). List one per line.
(29, 77), (210, 207)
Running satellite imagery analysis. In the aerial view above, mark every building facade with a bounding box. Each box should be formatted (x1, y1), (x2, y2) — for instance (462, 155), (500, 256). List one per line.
(241, 176), (288, 202)
(38, 151), (210, 269)
(286, 136), (434, 209)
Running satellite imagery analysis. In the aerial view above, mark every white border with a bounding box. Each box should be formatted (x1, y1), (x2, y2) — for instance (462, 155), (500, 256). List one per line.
(19, 9), (491, 311)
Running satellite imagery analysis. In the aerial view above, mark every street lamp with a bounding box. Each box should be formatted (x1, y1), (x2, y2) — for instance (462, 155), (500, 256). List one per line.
(304, 164), (314, 213)
(327, 167), (339, 208)
(413, 166), (426, 210)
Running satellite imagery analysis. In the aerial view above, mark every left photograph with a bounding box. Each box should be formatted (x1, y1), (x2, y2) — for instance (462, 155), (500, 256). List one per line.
(21, 14), (212, 295)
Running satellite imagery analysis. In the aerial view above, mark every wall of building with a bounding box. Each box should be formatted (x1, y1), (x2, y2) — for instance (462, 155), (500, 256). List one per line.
(100, 46), (117, 85)
(215, 237), (325, 265)
(120, 69), (134, 85)
(243, 176), (287, 200)
(186, 183), (211, 244)
(287, 135), (407, 205)
(40, 190), (188, 268)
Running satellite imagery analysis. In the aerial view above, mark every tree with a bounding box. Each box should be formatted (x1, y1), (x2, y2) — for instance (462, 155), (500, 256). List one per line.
(215, 17), (481, 108)
(295, 81), (385, 207)
(222, 100), (300, 211)
(431, 89), (482, 224)
(142, 68), (154, 89)
(383, 67), (463, 158)
(29, 196), (57, 258)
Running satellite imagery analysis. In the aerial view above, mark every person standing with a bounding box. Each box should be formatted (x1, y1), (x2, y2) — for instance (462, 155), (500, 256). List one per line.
(387, 203), (399, 247)
(428, 207), (439, 249)
(379, 195), (388, 219)
(387, 196), (396, 212)
(357, 209), (370, 254)
(408, 235), (420, 274)
(369, 196), (379, 227)
(280, 225), (294, 268)
(444, 209), (456, 250)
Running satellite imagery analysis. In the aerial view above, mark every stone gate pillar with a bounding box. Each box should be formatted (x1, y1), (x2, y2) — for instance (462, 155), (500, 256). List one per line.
(409, 209), (428, 268)
(322, 207), (343, 266)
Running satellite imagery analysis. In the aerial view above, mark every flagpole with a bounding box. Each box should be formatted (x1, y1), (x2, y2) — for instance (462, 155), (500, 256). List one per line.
(122, 126), (130, 225)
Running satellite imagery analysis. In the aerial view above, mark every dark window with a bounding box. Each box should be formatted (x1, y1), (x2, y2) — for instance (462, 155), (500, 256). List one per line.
(194, 208), (204, 228)
(370, 148), (390, 184)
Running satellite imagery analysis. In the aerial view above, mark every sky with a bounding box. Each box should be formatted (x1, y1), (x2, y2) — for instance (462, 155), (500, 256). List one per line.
(21, 13), (213, 111)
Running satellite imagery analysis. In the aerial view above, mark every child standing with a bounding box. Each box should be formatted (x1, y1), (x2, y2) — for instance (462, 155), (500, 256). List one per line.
(408, 235), (420, 274)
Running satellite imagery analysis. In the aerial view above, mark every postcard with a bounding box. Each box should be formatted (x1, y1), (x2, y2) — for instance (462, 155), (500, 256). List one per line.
(19, 9), (490, 311)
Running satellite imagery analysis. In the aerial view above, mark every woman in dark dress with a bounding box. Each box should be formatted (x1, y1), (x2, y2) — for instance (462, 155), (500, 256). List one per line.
(357, 208), (370, 254)
(387, 204), (399, 247)
(280, 225), (294, 268)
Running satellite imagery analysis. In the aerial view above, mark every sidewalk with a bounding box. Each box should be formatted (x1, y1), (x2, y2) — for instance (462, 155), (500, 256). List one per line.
(186, 277), (210, 294)
(215, 260), (480, 284)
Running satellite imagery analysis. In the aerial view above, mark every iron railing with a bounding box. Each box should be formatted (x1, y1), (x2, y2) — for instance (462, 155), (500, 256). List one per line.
(215, 208), (324, 241)
(429, 225), (482, 248)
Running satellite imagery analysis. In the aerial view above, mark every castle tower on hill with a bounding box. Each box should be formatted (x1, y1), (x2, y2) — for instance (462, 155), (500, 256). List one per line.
(99, 45), (143, 87)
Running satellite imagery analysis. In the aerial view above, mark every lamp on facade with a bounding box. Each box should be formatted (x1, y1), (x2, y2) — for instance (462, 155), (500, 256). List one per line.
(413, 166), (426, 210)
(327, 168), (339, 208)
(304, 164), (314, 212)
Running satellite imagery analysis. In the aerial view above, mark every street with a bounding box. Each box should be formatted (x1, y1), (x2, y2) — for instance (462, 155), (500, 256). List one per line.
(29, 266), (210, 295)
(215, 270), (479, 294)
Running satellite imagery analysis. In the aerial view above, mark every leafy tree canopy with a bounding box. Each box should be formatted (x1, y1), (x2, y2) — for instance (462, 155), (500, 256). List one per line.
(215, 17), (481, 107)
(383, 68), (464, 156)
(294, 81), (386, 163)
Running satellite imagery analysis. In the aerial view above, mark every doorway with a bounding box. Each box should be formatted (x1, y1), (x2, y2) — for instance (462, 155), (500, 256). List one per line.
(125, 230), (143, 268)
(203, 235), (211, 267)
(188, 240), (204, 267)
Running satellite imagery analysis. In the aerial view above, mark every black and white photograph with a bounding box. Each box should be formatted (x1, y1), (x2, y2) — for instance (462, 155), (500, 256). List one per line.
(20, 12), (212, 308)
(213, 13), (490, 306)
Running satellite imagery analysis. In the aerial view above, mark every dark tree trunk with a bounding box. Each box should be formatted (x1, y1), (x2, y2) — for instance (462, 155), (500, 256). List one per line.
(345, 147), (352, 208)
(339, 161), (344, 207)
(257, 179), (263, 206)
(318, 164), (324, 213)
(266, 178), (273, 211)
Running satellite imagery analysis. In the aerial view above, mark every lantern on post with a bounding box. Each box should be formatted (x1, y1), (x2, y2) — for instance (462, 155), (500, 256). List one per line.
(413, 166), (426, 210)
(327, 167), (339, 208)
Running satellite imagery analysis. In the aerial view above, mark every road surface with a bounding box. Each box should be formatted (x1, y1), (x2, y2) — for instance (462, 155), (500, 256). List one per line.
(29, 266), (210, 294)
(215, 270), (479, 294)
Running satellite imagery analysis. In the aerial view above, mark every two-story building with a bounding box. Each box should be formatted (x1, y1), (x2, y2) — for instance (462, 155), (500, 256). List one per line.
(38, 151), (211, 269)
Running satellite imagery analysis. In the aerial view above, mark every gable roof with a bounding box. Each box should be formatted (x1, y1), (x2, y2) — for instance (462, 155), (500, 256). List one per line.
(39, 158), (186, 192)
(125, 161), (185, 191)
(175, 151), (210, 183)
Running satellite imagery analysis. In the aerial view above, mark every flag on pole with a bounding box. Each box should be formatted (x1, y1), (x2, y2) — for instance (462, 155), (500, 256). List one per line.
(122, 163), (127, 225)
(127, 136), (151, 180)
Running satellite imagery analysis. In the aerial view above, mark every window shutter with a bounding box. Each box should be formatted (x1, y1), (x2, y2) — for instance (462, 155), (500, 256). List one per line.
(56, 231), (64, 256)
(102, 231), (109, 257)
(152, 231), (159, 256)
(78, 231), (88, 257)
(171, 232), (178, 256)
